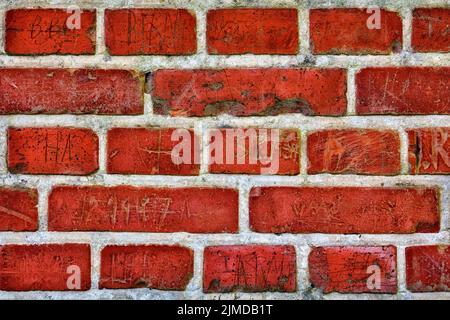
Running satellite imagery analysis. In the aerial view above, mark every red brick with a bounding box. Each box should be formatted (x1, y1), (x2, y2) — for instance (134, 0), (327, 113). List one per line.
(100, 245), (193, 290)
(152, 68), (347, 116)
(412, 8), (450, 53)
(107, 128), (200, 175)
(5, 9), (96, 55)
(207, 9), (298, 55)
(310, 9), (402, 54)
(309, 246), (397, 293)
(307, 129), (400, 175)
(356, 67), (450, 115)
(105, 9), (196, 55)
(48, 186), (238, 233)
(249, 187), (440, 234)
(408, 128), (450, 175)
(203, 245), (296, 293)
(0, 68), (144, 115)
(0, 244), (90, 291)
(406, 245), (450, 292)
(208, 128), (300, 175)
(8, 127), (99, 175)
(0, 188), (38, 231)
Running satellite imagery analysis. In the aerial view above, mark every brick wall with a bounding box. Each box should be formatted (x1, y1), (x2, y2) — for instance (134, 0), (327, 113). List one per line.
(0, 0), (448, 300)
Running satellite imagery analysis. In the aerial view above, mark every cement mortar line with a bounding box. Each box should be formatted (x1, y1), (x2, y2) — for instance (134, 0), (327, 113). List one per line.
(1, 115), (449, 129)
(1, 0), (449, 10)
(0, 290), (448, 300)
(0, 230), (448, 246)
(0, 53), (449, 68)
(0, 172), (449, 186)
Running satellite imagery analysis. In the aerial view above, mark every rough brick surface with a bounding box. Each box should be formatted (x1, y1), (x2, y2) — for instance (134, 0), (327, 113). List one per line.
(5, 9), (96, 55)
(207, 9), (298, 54)
(307, 129), (400, 175)
(48, 186), (238, 233)
(107, 128), (200, 175)
(100, 245), (193, 290)
(356, 67), (450, 115)
(249, 187), (440, 234)
(8, 127), (99, 175)
(105, 9), (196, 55)
(0, 188), (38, 231)
(203, 245), (296, 293)
(208, 128), (300, 175)
(151, 68), (347, 116)
(406, 245), (450, 292)
(0, 244), (91, 291)
(408, 128), (450, 175)
(0, 0), (449, 301)
(309, 246), (397, 293)
(412, 8), (450, 53)
(0, 69), (144, 114)
(310, 9), (402, 54)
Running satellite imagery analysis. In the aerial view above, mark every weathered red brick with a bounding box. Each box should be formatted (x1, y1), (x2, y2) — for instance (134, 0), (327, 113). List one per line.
(412, 8), (450, 53)
(0, 244), (90, 291)
(48, 186), (238, 233)
(0, 68), (144, 114)
(310, 9), (402, 54)
(356, 67), (450, 115)
(100, 245), (193, 290)
(307, 129), (400, 175)
(309, 246), (397, 293)
(8, 127), (99, 175)
(208, 128), (300, 175)
(152, 68), (347, 116)
(406, 245), (450, 292)
(203, 245), (296, 293)
(0, 188), (38, 231)
(107, 128), (200, 175)
(207, 9), (298, 54)
(249, 187), (440, 234)
(5, 9), (96, 55)
(105, 9), (196, 55)
(408, 128), (450, 175)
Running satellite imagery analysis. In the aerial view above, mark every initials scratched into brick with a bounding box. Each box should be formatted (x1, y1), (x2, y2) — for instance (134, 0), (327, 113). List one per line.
(203, 245), (296, 293)
(408, 128), (450, 174)
(7, 128), (99, 175)
(100, 245), (193, 290)
(105, 9), (196, 55)
(5, 9), (96, 55)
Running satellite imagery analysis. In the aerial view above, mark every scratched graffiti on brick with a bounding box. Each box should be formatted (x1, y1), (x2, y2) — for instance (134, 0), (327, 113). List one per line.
(0, 69), (144, 114)
(207, 128), (299, 175)
(309, 246), (397, 293)
(5, 9), (96, 55)
(249, 187), (440, 234)
(107, 128), (200, 175)
(307, 129), (400, 175)
(105, 9), (196, 55)
(7, 127), (99, 175)
(0, 188), (38, 231)
(412, 8), (450, 52)
(356, 67), (450, 115)
(207, 9), (298, 54)
(0, 244), (90, 291)
(408, 128), (450, 174)
(100, 245), (193, 290)
(48, 186), (239, 233)
(203, 246), (296, 293)
(406, 246), (450, 292)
